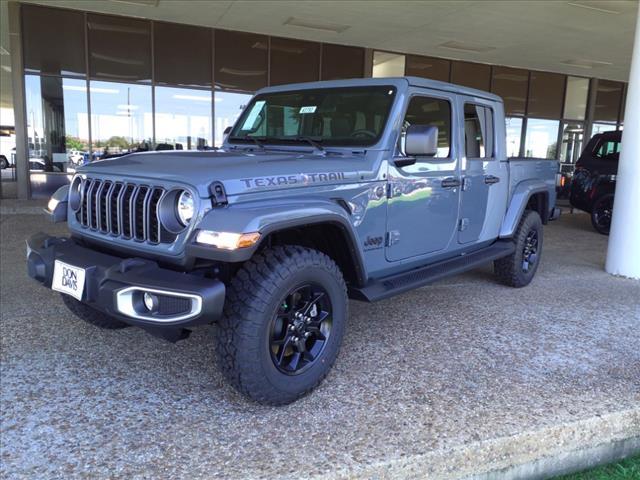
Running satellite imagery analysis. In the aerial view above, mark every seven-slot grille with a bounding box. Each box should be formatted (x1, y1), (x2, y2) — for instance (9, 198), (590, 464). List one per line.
(77, 178), (166, 244)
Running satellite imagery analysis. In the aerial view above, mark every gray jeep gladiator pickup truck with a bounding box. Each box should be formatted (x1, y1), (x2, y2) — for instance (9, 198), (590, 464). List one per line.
(28, 77), (559, 405)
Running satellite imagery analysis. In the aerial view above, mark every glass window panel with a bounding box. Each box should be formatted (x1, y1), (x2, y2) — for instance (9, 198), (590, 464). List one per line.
(464, 104), (494, 158)
(214, 30), (268, 92)
(527, 71), (564, 119)
(321, 44), (365, 80)
(451, 61), (491, 91)
(22, 5), (86, 77)
(563, 77), (589, 120)
(88, 14), (151, 83)
(372, 51), (405, 78)
(506, 117), (523, 157)
(594, 80), (623, 123)
(405, 55), (450, 82)
(229, 87), (396, 148)
(595, 138), (620, 159)
(592, 122), (618, 136)
(402, 96), (451, 158)
(491, 66), (528, 116)
(524, 118), (559, 159)
(559, 122), (584, 164)
(154, 22), (211, 88)
(215, 91), (252, 146)
(24, 75), (89, 173)
(270, 37), (320, 86)
(89, 81), (152, 158)
(155, 87), (212, 150)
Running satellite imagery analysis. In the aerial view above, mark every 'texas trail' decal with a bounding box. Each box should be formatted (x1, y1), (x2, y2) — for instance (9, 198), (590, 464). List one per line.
(240, 172), (348, 189)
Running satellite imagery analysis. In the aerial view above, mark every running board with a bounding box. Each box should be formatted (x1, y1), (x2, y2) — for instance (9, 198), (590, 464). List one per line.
(349, 241), (516, 302)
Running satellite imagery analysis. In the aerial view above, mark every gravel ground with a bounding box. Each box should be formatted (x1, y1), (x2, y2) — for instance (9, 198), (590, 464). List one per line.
(1, 212), (639, 479)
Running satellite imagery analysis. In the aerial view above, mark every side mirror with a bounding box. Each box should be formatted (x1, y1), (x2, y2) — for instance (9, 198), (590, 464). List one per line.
(223, 126), (232, 135)
(405, 125), (438, 157)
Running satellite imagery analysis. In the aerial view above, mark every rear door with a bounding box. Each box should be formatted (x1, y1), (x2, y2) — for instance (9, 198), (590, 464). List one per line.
(457, 99), (502, 244)
(385, 90), (461, 261)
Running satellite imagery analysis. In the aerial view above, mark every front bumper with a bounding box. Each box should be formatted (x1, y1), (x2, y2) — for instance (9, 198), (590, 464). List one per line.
(26, 232), (226, 337)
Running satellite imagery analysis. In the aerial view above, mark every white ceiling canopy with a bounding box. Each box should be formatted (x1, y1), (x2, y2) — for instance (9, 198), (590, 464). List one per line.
(1, 0), (638, 109)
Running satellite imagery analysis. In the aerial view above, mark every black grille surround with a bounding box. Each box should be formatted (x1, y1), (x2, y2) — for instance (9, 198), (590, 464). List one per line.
(75, 178), (173, 245)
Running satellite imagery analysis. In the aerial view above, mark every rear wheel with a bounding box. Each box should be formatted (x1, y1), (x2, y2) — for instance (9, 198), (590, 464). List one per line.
(215, 245), (347, 405)
(494, 210), (543, 288)
(60, 293), (129, 329)
(590, 194), (614, 235)
(0, 156), (8, 169)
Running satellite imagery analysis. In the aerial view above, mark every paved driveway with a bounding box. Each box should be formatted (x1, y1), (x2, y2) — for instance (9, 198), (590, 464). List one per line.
(1, 212), (639, 479)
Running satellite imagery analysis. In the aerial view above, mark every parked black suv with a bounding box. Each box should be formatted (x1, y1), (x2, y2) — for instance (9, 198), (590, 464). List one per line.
(569, 130), (620, 235)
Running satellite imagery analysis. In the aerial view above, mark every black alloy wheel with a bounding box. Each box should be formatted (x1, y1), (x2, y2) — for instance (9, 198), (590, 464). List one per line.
(591, 195), (614, 235)
(522, 229), (539, 273)
(269, 284), (332, 375)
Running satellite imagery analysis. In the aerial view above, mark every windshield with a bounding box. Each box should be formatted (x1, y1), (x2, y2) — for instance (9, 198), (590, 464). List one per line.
(228, 86), (396, 147)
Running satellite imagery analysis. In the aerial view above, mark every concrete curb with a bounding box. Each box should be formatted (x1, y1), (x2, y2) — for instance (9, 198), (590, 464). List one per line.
(0, 206), (46, 215)
(318, 408), (640, 480)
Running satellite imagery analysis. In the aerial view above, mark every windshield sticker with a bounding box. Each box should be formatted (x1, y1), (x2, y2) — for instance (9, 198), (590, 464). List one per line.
(241, 100), (265, 130)
(299, 106), (317, 114)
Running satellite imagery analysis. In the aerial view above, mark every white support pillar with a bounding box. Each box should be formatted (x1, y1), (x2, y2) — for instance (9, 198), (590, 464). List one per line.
(605, 7), (640, 279)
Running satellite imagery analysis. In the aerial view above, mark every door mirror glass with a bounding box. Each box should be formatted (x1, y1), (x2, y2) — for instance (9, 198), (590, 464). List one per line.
(405, 125), (438, 156)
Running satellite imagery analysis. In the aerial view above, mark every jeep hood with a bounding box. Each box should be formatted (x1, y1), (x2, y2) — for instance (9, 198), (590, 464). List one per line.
(80, 150), (368, 197)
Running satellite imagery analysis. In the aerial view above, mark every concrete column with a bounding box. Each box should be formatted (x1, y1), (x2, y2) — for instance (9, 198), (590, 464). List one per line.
(8, 1), (30, 200)
(605, 7), (640, 279)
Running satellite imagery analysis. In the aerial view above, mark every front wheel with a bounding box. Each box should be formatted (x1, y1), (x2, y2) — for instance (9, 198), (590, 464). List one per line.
(591, 194), (614, 235)
(215, 245), (347, 405)
(494, 210), (543, 288)
(0, 156), (8, 169)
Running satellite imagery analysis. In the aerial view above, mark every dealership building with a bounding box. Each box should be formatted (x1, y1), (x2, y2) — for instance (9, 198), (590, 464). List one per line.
(0, 0), (638, 278)
(0, 0), (632, 197)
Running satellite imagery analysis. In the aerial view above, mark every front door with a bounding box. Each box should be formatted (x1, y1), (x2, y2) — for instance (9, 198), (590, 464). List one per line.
(386, 92), (460, 262)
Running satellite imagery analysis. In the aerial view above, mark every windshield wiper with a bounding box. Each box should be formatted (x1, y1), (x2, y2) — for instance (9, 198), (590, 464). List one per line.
(231, 135), (266, 150)
(295, 136), (325, 152)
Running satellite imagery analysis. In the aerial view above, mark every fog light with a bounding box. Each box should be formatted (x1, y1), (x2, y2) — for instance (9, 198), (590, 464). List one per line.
(143, 292), (159, 312)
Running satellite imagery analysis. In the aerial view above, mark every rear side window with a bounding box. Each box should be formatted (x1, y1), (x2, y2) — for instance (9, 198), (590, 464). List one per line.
(464, 103), (494, 158)
(595, 139), (620, 159)
(401, 96), (451, 157)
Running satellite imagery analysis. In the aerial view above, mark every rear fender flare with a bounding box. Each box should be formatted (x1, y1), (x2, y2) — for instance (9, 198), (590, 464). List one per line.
(500, 180), (549, 238)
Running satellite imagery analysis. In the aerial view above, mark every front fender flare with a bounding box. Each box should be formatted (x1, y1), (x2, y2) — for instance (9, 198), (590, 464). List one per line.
(185, 198), (367, 284)
(500, 180), (549, 238)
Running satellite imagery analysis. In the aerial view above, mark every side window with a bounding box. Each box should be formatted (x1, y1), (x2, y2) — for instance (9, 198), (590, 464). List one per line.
(464, 103), (494, 158)
(595, 140), (620, 160)
(401, 96), (451, 158)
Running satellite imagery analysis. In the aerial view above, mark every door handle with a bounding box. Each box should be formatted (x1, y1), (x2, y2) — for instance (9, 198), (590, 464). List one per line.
(484, 175), (500, 185)
(441, 177), (461, 188)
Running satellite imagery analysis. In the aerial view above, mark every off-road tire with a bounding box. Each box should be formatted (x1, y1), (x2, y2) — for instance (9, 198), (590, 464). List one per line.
(494, 210), (543, 288)
(60, 293), (129, 329)
(215, 245), (348, 405)
(590, 194), (614, 235)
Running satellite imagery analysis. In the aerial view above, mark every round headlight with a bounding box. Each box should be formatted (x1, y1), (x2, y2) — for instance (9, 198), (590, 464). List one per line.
(69, 176), (82, 211)
(176, 190), (194, 226)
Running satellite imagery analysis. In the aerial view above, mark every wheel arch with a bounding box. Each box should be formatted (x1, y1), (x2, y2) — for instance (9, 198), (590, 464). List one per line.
(500, 181), (551, 238)
(256, 218), (367, 288)
(187, 201), (368, 287)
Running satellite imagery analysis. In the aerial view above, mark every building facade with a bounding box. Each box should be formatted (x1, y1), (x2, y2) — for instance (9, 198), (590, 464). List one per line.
(5, 3), (628, 198)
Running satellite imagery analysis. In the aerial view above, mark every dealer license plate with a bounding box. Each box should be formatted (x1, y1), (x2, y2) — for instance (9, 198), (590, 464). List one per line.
(51, 260), (86, 301)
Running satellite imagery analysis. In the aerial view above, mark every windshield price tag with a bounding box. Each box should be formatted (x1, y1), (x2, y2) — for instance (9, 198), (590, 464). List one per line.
(299, 106), (317, 114)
